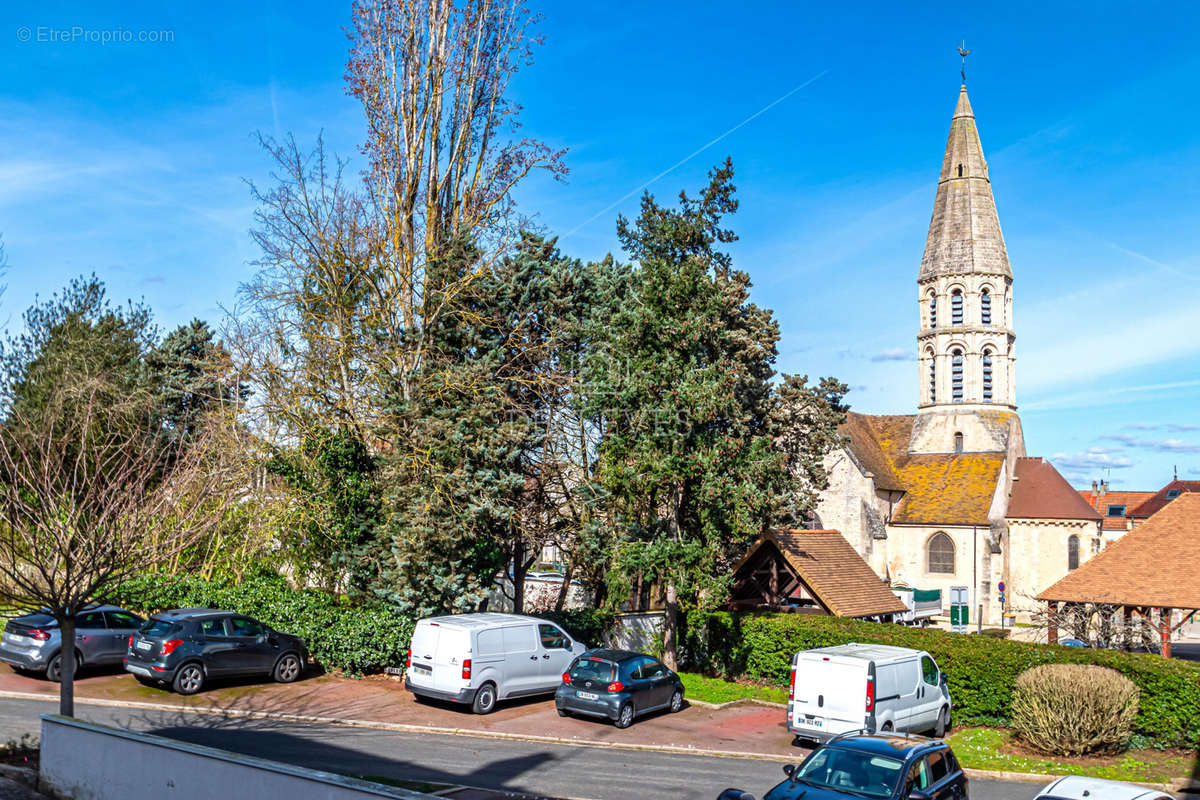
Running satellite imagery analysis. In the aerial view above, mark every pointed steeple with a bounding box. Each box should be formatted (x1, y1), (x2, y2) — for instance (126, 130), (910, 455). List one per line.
(919, 85), (1011, 280)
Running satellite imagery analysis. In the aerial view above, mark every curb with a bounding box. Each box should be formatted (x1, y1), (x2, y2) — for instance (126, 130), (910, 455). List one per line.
(3, 690), (1186, 792)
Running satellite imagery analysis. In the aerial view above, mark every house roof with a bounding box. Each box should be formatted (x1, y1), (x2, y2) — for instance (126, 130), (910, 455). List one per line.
(838, 412), (1003, 526)
(1126, 480), (1200, 519)
(1007, 458), (1102, 520)
(1037, 493), (1200, 610)
(736, 530), (907, 618)
(1076, 490), (1155, 531)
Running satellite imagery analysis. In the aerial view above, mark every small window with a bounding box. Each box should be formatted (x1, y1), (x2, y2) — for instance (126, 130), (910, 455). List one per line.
(1068, 535), (1080, 571)
(1106, 505), (1126, 517)
(951, 289), (963, 326)
(928, 292), (937, 328)
(927, 750), (949, 783)
(951, 349), (964, 403)
(1166, 489), (1182, 500)
(906, 759), (931, 794)
(954, 432), (964, 453)
(927, 532), (955, 574)
(981, 289), (991, 325)
(201, 618), (227, 637)
(229, 617), (266, 637)
(538, 623), (569, 650)
(921, 655), (939, 685)
(982, 351), (993, 402)
(928, 356), (937, 402)
(957, 164), (964, 177)
(106, 611), (143, 630)
(76, 611), (107, 630)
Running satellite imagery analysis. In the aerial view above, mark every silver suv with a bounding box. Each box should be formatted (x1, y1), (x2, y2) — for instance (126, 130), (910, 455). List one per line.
(0, 606), (145, 682)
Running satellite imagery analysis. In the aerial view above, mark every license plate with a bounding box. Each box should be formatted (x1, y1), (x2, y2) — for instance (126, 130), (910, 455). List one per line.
(576, 690), (598, 700)
(2, 633), (24, 644)
(135, 640), (152, 652)
(803, 717), (824, 728)
(412, 663), (431, 673)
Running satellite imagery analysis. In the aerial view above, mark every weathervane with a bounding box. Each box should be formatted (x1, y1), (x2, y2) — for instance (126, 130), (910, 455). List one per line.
(958, 41), (972, 85)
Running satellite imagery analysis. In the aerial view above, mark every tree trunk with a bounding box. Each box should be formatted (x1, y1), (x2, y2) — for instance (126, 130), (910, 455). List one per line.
(662, 583), (679, 671)
(554, 562), (573, 612)
(59, 616), (76, 717)
(512, 540), (526, 614)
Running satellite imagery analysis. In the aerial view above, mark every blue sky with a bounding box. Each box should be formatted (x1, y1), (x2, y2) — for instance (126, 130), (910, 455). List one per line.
(2, 1), (1199, 489)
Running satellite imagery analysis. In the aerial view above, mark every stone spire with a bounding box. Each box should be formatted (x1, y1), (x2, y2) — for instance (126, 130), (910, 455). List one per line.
(919, 85), (1012, 280)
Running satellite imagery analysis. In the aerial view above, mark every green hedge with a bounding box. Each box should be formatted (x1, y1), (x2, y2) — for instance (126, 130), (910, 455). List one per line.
(682, 612), (1200, 748)
(115, 573), (413, 675)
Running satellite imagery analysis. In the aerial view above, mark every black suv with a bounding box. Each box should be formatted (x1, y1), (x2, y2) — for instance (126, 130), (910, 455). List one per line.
(123, 609), (307, 695)
(718, 731), (969, 800)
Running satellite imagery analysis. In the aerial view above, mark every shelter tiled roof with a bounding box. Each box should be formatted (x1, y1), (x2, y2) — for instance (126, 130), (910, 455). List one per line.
(741, 530), (906, 618)
(1007, 458), (1101, 520)
(1037, 493), (1200, 610)
(838, 412), (1003, 526)
(1126, 480), (1200, 519)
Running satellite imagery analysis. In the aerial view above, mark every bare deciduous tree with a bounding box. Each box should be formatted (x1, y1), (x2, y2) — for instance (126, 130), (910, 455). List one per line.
(0, 382), (235, 715)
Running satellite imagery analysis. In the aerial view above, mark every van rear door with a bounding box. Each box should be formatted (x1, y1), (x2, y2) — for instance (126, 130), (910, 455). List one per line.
(432, 625), (471, 693)
(790, 653), (870, 737)
(407, 620), (439, 689)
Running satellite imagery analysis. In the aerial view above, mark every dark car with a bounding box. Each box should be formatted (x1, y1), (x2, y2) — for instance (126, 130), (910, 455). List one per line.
(717, 731), (969, 800)
(0, 606), (145, 682)
(555, 649), (685, 729)
(123, 608), (307, 695)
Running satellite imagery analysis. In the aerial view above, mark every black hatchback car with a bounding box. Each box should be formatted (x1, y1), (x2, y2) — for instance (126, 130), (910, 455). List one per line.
(718, 732), (969, 800)
(123, 609), (308, 695)
(555, 649), (685, 728)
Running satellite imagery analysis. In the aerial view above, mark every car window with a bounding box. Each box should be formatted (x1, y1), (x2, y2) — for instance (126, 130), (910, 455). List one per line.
(630, 656), (657, 680)
(228, 617), (266, 637)
(139, 618), (179, 638)
(646, 659), (668, 678)
(795, 746), (904, 799)
(905, 758), (931, 794)
(76, 611), (107, 629)
(942, 749), (960, 775)
(921, 655), (938, 685)
(538, 623), (569, 650)
(200, 618), (228, 636)
(569, 657), (615, 683)
(926, 750), (948, 784)
(105, 611), (143, 630)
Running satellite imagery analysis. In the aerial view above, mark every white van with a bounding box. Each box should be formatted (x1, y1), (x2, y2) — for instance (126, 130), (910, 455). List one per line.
(787, 643), (952, 742)
(404, 613), (586, 714)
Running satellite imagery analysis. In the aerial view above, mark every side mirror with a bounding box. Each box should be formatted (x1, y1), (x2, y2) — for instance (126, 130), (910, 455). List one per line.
(940, 673), (947, 686)
(782, 764), (796, 777)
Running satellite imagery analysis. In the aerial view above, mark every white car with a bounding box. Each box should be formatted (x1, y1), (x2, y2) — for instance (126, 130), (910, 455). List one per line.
(404, 613), (585, 714)
(1035, 776), (1174, 800)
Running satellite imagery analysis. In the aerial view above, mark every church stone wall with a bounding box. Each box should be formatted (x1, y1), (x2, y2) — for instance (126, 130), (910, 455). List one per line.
(1004, 518), (1102, 622)
(816, 449), (889, 573)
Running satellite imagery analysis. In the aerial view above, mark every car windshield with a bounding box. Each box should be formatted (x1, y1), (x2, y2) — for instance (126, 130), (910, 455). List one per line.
(791, 746), (905, 798)
(139, 618), (180, 638)
(570, 658), (616, 683)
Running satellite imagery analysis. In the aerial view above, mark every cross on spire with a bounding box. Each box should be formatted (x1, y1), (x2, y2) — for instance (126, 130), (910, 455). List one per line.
(958, 41), (972, 85)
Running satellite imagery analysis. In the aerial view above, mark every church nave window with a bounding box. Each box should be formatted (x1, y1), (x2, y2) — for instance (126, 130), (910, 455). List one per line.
(982, 351), (993, 403)
(951, 289), (963, 326)
(954, 432), (964, 453)
(1067, 535), (1080, 571)
(981, 289), (992, 325)
(951, 349), (964, 402)
(927, 532), (955, 574)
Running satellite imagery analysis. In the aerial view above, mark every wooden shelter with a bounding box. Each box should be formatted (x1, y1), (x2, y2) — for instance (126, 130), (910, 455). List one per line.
(729, 529), (906, 619)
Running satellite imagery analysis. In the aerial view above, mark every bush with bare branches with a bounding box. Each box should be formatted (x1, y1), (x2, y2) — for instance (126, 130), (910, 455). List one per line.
(1011, 664), (1139, 755)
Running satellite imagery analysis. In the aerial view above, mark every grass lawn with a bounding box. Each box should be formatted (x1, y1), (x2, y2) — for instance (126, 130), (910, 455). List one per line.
(948, 727), (1198, 784)
(678, 672), (787, 705)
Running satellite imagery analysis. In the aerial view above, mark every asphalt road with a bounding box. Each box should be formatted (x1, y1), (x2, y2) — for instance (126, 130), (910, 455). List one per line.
(0, 696), (1048, 800)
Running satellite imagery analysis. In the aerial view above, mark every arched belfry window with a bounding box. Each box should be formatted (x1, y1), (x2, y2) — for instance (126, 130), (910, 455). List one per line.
(928, 291), (937, 328)
(954, 432), (964, 453)
(981, 289), (992, 325)
(957, 164), (964, 177)
(951, 289), (963, 326)
(951, 348), (964, 403)
(1068, 535), (1080, 571)
(928, 532), (955, 574)
(982, 350), (994, 403)
(928, 350), (936, 402)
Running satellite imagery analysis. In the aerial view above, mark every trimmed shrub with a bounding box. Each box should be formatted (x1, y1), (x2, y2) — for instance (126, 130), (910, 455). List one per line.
(681, 611), (1200, 747)
(115, 573), (413, 675)
(1011, 664), (1139, 756)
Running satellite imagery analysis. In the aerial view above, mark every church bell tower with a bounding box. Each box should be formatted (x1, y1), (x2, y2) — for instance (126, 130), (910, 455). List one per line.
(911, 82), (1020, 455)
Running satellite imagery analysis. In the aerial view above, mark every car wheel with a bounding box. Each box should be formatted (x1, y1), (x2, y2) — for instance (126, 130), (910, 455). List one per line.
(273, 653), (303, 684)
(472, 682), (497, 715)
(615, 703), (634, 729)
(45, 654), (63, 683)
(935, 707), (949, 738)
(173, 663), (205, 695)
(557, 708), (570, 717)
(669, 689), (684, 713)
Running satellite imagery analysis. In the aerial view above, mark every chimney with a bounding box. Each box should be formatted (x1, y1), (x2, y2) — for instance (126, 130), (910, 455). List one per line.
(1099, 480), (1107, 498)
(1091, 480), (1098, 498)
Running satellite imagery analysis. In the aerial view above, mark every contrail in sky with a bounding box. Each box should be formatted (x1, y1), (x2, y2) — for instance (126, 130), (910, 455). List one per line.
(564, 69), (830, 237)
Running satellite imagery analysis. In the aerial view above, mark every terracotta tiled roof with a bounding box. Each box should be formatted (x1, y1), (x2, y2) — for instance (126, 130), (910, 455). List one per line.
(1076, 490), (1154, 531)
(1037, 493), (1200, 609)
(751, 530), (907, 618)
(1126, 480), (1200, 519)
(839, 413), (1002, 526)
(1007, 458), (1102, 520)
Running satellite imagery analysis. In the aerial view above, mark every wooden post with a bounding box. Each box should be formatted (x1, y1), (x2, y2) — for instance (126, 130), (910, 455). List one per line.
(1047, 601), (1059, 645)
(1161, 608), (1172, 658)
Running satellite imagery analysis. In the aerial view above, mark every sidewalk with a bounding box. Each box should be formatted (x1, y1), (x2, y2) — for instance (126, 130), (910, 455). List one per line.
(0, 665), (802, 761)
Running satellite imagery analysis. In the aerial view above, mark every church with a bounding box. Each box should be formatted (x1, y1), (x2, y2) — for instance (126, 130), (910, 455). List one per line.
(814, 82), (1103, 626)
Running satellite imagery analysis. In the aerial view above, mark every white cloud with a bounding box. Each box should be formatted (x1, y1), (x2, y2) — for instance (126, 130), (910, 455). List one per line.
(871, 348), (913, 363)
(1050, 448), (1134, 477)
